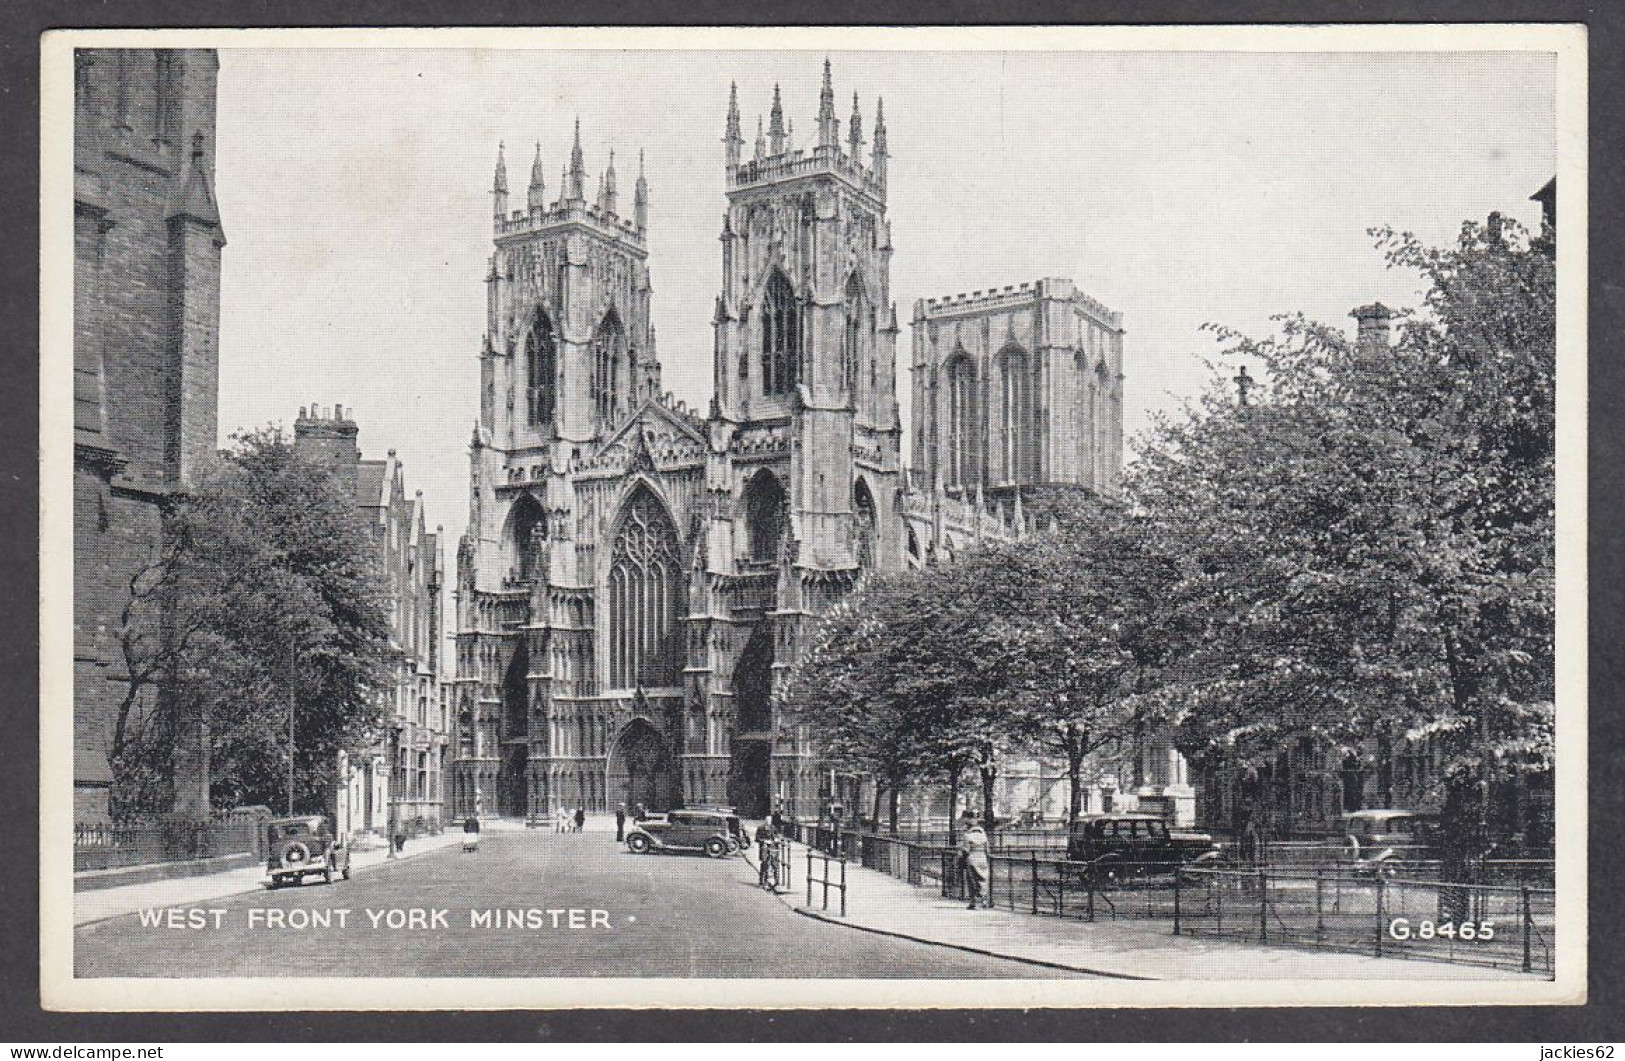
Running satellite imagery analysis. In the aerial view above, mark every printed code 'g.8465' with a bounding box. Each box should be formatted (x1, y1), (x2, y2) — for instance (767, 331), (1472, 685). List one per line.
(1387, 919), (1495, 941)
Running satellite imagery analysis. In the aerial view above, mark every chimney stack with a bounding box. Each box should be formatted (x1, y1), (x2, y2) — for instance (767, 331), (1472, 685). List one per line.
(1351, 302), (1393, 357)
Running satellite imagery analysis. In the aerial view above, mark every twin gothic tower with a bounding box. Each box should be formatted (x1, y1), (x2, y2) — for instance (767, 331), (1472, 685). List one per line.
(451, 64), (903, 821)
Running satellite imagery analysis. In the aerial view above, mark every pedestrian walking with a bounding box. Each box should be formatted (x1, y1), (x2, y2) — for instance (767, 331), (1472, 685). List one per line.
(574, 805), (586, 833)
(461, 815), (481, 854)
(554, 807), (568, 834)
(615, 805), (627, 842)
(957, 814), (990, 910)
(770, 805), (785, 837)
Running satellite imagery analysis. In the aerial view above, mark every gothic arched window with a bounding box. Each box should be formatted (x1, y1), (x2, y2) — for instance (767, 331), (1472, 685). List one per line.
(842, 273), (869, 399)
(607, 487), (682, 689)
(1094, 361), (1111, 492)
(852, 478), (877, 571)
(526, 308), (557, 427)
(997, 346), (1030, 485)
(742, 469), (786, 563)
(761, 271), (800, 398)
(945, 352), (978, 489)
(508, 494), (546, 581)
(593, 309), (627, 428)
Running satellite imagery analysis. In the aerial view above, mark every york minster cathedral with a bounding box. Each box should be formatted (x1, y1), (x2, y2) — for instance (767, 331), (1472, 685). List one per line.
(449, 63), (1126, 822)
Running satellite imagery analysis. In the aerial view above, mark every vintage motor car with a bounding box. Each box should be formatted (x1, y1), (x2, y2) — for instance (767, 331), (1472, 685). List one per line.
(1065, 812), (1225, 882)
(265, 815), (351, 887)
(686, 806), (752, 852)
(624, 809), (741, 858)
(1342, 809), (1440, 878)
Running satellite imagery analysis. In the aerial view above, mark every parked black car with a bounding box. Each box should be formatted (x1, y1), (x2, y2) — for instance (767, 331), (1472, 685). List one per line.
(1342, 809), (1441, 878)
(625, 810), (741, 858)
(1066, 813), (1224, 882)
(265, 815), (351, 887)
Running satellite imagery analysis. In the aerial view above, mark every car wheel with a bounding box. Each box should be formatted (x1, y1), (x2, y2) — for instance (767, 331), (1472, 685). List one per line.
(704, 837), (729, 859)
(627, 834), (652, 854)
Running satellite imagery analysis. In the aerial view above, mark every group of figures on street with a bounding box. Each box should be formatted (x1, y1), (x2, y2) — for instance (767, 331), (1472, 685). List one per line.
(553, 806), (589, 833)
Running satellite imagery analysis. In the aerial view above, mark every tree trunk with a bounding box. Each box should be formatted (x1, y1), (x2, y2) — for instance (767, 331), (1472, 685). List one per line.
(887, 786), (900, 836)
(870, 783), (885, 833)
(946, 766), (961, 845)
(1067, 742), (1086, 827)
(980, 762), (998, 832)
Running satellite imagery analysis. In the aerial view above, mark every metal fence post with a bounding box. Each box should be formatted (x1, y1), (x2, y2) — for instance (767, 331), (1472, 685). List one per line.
(1258, 868), (1268, 943)
(1375, 878), (1386, 958)
(1173, 869), (1182, 936)
(1031, 852), (1039, 915)
(1522, 886), (1533, 974)
(1315, 869), (1325, 943)
(1086, 874), (1095, 922)
(806, 848), (813, 909)
(841, 858), (848, 918)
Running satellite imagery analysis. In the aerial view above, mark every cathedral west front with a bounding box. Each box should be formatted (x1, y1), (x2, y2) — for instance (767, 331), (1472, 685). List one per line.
(449, 63), (1126, 823)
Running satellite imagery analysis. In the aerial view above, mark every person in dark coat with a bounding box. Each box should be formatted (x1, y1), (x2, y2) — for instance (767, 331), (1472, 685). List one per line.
(770, 805), (785, 836)
(755, 821), (779, 889)
(574, 806), (586, 833)
(461, 815), (481, 854)
(634, 802), (647, 822)
(615, 805), (627, 842)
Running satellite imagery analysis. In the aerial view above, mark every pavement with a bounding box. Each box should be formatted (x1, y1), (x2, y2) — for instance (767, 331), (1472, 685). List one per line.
(72, 816), (1093, 978)
(73, 824), (475, 927)
(759, 835), (1532, 981)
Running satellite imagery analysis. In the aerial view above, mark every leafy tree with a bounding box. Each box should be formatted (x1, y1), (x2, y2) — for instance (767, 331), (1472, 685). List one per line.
(1129, 216), (1555, 862)
(780, 593), (927, 835)
(976, 491), (1184, 825)
(781, 555), (1015, 839)
(113, 428), (393, 817)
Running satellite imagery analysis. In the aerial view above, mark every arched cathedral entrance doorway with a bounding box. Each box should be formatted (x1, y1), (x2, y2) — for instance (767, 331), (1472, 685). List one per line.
(728, 629), (774, 819)
(497, 639), (529, 818)
(607, 718), (674, 812)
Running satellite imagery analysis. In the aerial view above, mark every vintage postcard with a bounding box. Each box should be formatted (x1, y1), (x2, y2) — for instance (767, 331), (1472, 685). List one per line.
(40, 24), (1586, 1010)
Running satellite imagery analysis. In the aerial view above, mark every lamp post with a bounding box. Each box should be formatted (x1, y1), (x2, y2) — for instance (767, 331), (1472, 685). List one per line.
(287, 636), (297, 817)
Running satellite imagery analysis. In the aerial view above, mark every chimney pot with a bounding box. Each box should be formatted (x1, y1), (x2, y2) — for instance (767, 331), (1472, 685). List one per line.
(1351, 302), (1394, 354)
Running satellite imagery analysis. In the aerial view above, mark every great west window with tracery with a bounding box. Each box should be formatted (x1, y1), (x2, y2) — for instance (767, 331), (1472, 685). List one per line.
(607, 488), (682, 689)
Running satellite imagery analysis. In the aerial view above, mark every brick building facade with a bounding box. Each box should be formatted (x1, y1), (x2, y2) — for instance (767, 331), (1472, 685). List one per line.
(73, 49), (224, 822)
(293, 407), (448, 837)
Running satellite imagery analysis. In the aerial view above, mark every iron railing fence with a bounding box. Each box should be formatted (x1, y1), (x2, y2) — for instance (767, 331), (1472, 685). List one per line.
(74, 818), (262, 872)
(1173, 867), (1555, 975)
(780, 822), (1556, 976)
(805, 850), (848, 917)
(1246, 841), (1555, 888)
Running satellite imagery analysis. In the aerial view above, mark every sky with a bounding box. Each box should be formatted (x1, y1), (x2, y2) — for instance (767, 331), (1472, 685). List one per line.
(212, 46), (1556, 555)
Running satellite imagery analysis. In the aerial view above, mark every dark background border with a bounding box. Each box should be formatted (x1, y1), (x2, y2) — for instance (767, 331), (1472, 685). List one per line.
(6, 0), (1618, 1043)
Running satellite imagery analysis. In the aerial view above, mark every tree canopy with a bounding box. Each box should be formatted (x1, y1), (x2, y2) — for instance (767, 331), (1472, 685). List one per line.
(113, 428), (394, 817)
(1129, 217), (1555, 840)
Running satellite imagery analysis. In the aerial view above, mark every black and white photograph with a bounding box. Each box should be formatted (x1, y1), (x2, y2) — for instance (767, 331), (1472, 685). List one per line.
(41, 25), (1585, 1011)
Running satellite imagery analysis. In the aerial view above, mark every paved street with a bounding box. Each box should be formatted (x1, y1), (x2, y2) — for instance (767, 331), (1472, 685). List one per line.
(75, 823), (1090, 978)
